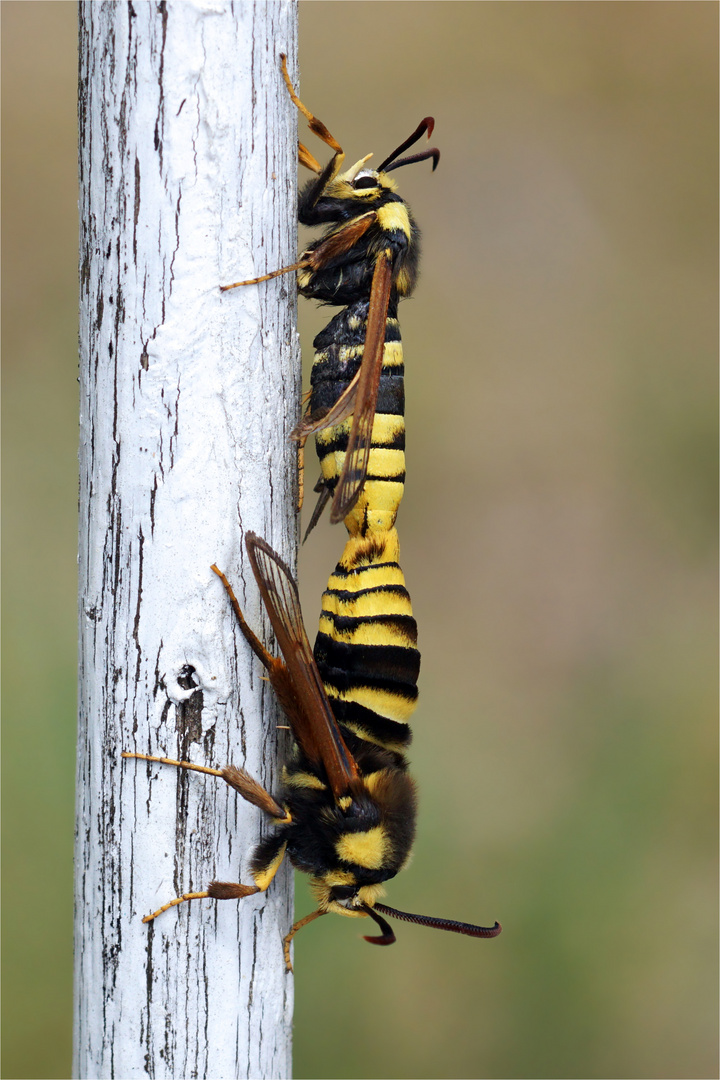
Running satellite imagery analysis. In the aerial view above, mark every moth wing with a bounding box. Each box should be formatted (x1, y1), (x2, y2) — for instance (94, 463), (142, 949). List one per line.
(291, 366), (361, 441)
(290, 215), (382, 450)
(302, 482), (332, 543)
(245, 533), (360, 800)
(329, 249), (393, 524)
(306, 212), (377, 269)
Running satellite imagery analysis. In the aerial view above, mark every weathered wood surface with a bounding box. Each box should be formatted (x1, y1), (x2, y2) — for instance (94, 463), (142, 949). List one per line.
(75, 2), (298, 1076)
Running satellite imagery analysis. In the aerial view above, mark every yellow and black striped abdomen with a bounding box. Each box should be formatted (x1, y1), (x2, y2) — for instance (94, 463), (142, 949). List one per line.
(310, 300), (406, 536)
(314, 529), (420, 756)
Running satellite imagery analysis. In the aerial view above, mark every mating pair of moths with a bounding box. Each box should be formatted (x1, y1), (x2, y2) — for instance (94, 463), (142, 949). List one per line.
(123, 58), (500, 970)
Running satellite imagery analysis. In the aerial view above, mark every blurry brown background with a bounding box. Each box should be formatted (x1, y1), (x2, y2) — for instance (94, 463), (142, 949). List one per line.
(2, 3), (717, 1078)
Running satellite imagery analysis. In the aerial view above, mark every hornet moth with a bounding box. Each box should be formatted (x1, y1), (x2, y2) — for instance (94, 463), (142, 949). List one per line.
(123, 533), (501, 970)
(222, 57), (439, 537)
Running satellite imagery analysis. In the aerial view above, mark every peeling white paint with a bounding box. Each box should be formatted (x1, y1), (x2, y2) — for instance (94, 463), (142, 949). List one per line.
(75, 3), (298, 1077)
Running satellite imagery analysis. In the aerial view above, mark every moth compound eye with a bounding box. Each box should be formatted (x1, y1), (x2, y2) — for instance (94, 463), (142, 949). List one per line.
(353, 174), (378, 190)
(330, 885), (357, 901)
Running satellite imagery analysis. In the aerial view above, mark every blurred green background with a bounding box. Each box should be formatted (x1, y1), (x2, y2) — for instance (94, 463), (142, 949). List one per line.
(2, 2), (717, 1078)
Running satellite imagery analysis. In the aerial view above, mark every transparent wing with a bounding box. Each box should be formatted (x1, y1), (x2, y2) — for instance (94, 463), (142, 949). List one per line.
(245, 533), (360, 800)
(329, 249), (393, 524)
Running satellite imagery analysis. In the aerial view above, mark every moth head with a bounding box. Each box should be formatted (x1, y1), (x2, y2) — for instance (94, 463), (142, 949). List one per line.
(333, 115), (440, 201)
(310, 875), (386, 917)
(330, 156), (398, 201)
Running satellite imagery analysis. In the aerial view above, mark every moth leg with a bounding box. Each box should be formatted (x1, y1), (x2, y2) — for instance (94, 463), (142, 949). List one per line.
(122, 752), (293, 921)
(279, 54), (343, 170)
(298, 142), (322, 174)
(222, 209), (376, 293)
(141, 883), (260, 924)
(283, 909), (328, 973)
(220, 259), (308, 292)
(122, 752), (291, 822)
(122, 751), (223, 779)
(295, 388), (317, 509)
(198, 837), (289, 921)
(140, 848), (290, 924)
(302, 482), (331, 544)
(297, 436), (306, 512)
(210, 564), (277, 672)
(221, 765), (291, 823)
(221, 55), (348, 292)
(122, 750), (290, 922)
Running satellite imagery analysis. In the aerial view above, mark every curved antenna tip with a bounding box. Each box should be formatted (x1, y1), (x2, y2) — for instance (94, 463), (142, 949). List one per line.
(361, 903), (397, 946)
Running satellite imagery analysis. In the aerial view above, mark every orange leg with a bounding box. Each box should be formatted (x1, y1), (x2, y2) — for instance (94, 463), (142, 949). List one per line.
(282, 909), (327, 973)
(141, 882), (260, 924)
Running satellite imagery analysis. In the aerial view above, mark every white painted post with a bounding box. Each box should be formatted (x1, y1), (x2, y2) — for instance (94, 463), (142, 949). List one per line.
(75, 3), (298, 1077)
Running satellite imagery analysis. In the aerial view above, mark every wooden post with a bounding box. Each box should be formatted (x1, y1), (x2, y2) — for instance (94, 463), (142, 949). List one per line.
(75, 3), (298, 1076)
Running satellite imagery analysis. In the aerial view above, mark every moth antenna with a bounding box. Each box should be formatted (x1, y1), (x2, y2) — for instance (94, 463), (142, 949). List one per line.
(377, 116), (436, 172)
(385, 147), (440, 173)
(361, 904), (396, 946)
(374, 902), (502, 939)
